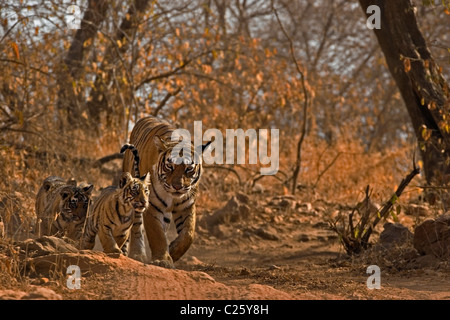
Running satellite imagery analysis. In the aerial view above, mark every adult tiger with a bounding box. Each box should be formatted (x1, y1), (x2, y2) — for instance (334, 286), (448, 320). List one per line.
(122, 116), (210, 268)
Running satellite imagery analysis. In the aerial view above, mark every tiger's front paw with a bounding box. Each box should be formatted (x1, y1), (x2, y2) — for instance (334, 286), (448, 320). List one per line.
(105, 247), (123, 257)
(150, 259), (175, 269)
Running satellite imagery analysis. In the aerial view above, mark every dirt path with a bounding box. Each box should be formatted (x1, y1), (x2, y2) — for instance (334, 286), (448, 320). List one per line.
(1, 195), (449, 301)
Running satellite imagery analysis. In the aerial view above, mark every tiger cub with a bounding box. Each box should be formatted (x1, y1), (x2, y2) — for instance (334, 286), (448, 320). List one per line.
(35, 176), (94, 240)
(122, 116), (211, 268)
(80, 146), (150, 255)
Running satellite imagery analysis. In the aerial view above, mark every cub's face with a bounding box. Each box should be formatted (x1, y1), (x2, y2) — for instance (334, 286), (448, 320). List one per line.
(120, 172), (150, 213)
(60, 184), (94, 221)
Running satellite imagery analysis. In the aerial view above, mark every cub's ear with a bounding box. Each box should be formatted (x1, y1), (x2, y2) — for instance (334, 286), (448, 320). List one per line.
(119, 172), (133, 188)
(82, 184), (94, 196)
(43, 182), (51, 192)
(141, 172), (151, 185)
(154, 136), (168, 152)
(66, 179), (77, 186)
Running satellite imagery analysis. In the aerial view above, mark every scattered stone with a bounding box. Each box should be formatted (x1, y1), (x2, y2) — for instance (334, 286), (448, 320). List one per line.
(0, 287), (62, 300)
(413, 214), (450, 258)
(183, 256), (205, 267)
(210, 224), (232, 239)
(268, 196), (296, 211)
(407, 254), (443, 269)
(251, 183), (265, 194)
(404, 204), (429, 217)
(239, 267), (251, 275)
(203, 194), (251, 227)
(312, 222), (330, 229)
(22, 287), (62, 300)
(298, 234), (310, 242)
(296, 202), (312, 212)
(31, 277), (50, 285)
(271, 215), (284, 224)
(235, 192), (250, 204)
(379, 223), (413, 249)
(268, 265), (280, 270)
(254, 227), (279, 241)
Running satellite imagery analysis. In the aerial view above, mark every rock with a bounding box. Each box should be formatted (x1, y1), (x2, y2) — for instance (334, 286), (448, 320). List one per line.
(268, 196), (296, 210)
(30, 277), (50, 285)
(22, 287), (62, 300)
(268, 265), (280, 270)
(251, 183), (264, 194)
(298, 234), (310, 242)
(0, 290), (27, 300)
(404, 204), (429, 217)
(379, 223), (413, 248)
(204, 194), (251, 227)
(17, 236), (79, 258)
(235, 192), (250, 204)
(182, 256), (205, 267)
(413, 214), (450, 258)
(254, 227), (279, 241)
(239, 267), (251, 275)
(210, 224), (232, 239)
(407, 254), (443, 269)
(0, 287), (62, 300)
(296, 202), (312, 212)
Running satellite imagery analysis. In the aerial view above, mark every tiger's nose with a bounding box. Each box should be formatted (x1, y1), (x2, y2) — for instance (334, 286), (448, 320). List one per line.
(173, 184), (183, 191)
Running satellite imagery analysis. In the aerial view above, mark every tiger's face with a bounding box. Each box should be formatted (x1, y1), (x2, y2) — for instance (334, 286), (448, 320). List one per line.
(120, 172), (150, 213)
(157, 149), (201, 195)
(60, 184), (93, 222)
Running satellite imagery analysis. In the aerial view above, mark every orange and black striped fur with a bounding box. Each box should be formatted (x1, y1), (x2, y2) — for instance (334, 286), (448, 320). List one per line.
(122, 116), (210, 267)
(81, 146), (150, 255)
(35, 176), (93, 240)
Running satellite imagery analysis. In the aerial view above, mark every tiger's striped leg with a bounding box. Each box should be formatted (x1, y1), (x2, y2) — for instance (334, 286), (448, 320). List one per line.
(143, 208), (173, 268)
(126, 210), (147, 262)
(98, 225), (122, 254)
(169, 205), (196, 262)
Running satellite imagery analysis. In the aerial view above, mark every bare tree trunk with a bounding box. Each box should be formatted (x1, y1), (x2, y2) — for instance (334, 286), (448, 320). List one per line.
(86, 0), (152, 130)
(57, 0), (109, 129)
(359, 0), (450, 183)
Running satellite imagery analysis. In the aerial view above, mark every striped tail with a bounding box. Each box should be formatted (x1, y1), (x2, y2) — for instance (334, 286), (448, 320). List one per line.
(121, 143), (141, 178)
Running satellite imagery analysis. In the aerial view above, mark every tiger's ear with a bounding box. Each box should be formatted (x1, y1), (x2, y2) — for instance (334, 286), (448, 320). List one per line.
(119, 172), (133, 188)
(195, 140), (212, 155)
(154, 136), (169, 152)
(82, 184), (94, 196)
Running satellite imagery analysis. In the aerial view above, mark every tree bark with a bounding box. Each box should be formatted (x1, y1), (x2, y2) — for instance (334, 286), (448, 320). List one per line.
(359, 0), (450, 183)
(57, 0), (109, 128)
(86, 0), (152, 129)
